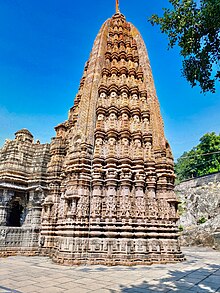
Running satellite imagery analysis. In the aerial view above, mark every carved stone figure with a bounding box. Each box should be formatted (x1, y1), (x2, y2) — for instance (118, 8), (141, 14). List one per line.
(120, 137), (130, 157)
(142, 117), (150, 133)
(121, 113), (130, 130)
(130, 93), (139, 108)
(131, 115), (140, 132)
(107, 137), (117, 157)
(108, 113), (117, 129)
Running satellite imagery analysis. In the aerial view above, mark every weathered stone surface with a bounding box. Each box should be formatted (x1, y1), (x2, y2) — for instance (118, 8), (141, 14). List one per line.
(0, 12), (183, 264)
(41, 12), (183, 265)
(175, 173), (220, 249)
(0, 129), (50, 253)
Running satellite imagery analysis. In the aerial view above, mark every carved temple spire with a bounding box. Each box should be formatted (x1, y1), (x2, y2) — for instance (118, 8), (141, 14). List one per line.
(41, 10), (184, 265)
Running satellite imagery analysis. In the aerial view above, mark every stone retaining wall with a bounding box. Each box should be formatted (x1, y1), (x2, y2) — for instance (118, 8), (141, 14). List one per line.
(175, 172), (220, 249)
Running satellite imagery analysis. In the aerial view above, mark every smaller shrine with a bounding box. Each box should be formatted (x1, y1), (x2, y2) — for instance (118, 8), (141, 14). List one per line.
(0, 129), (50, 255)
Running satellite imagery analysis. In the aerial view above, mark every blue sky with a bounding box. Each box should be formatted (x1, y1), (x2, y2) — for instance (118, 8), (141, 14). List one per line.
(0, 0), (219, 160)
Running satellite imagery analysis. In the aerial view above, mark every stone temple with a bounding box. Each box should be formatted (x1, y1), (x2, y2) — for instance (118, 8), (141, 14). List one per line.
(0, 9), (184, 264)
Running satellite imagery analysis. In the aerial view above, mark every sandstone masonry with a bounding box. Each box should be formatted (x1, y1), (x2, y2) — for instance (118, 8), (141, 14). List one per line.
(0, 129), (50, 256)
(0, 12), (184, 264)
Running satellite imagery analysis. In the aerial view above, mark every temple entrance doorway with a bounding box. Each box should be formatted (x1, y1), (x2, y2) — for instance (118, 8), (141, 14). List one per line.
(6, 192), (28, 227)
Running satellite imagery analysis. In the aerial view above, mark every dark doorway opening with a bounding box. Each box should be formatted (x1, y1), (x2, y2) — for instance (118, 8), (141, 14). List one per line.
(7, 201), (24, 227)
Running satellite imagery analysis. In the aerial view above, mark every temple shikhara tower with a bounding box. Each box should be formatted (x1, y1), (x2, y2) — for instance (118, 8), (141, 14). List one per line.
(0, 6), (184, 264)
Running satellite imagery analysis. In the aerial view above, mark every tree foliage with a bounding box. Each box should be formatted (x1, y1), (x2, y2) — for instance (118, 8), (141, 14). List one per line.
(149, 0), (220, 93)
(175, 132), (220, 181)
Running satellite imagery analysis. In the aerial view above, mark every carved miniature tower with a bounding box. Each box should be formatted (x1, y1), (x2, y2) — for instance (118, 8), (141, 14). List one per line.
(41, 7), (184, 264)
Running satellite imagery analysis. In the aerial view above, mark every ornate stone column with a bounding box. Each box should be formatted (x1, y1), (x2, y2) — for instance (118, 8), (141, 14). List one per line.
(0, 204), (7, 226)
(119, 169), (132, 222)
(134, 172), (146, 220)
(104, 168), (118, 222)
(90, 169), (103, 222)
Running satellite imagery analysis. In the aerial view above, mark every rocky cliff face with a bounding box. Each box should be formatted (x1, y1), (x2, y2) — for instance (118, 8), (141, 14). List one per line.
(175, 173), (220, 249)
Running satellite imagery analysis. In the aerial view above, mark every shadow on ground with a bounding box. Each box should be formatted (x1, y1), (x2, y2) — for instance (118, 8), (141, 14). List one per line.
(0, 285), (21, 293)
(115, 264), (220, 293)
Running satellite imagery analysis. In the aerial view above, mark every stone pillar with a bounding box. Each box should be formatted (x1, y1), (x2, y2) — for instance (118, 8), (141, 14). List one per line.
(91, 170), (103, 222)
(105, 168), (118, 222)
(134, 172), (145, 220)
(90, 186), (102, 222)
(119, 170), (132, 221)
(0, 189), (14, 226)
(0, 205), (7, 226)
(146, 175), (156, 198)
(30, 206), (42, 225)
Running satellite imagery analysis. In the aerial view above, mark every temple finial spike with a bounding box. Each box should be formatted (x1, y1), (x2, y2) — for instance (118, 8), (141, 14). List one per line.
(116, 0), (120, 13)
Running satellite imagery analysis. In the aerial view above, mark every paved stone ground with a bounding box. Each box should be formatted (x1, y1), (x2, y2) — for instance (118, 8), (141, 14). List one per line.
(0, 247), (219, 293)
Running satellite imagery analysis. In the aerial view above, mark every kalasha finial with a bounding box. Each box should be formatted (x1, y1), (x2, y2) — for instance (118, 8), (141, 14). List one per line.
(116, 0), (120, 13)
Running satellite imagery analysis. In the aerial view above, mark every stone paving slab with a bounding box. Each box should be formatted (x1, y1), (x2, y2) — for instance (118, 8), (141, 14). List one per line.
(0, 247), (219, 292)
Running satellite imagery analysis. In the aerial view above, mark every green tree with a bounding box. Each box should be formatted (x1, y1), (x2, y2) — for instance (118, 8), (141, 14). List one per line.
(149, 0), (220, 93)
(175, 132), (220, 181)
